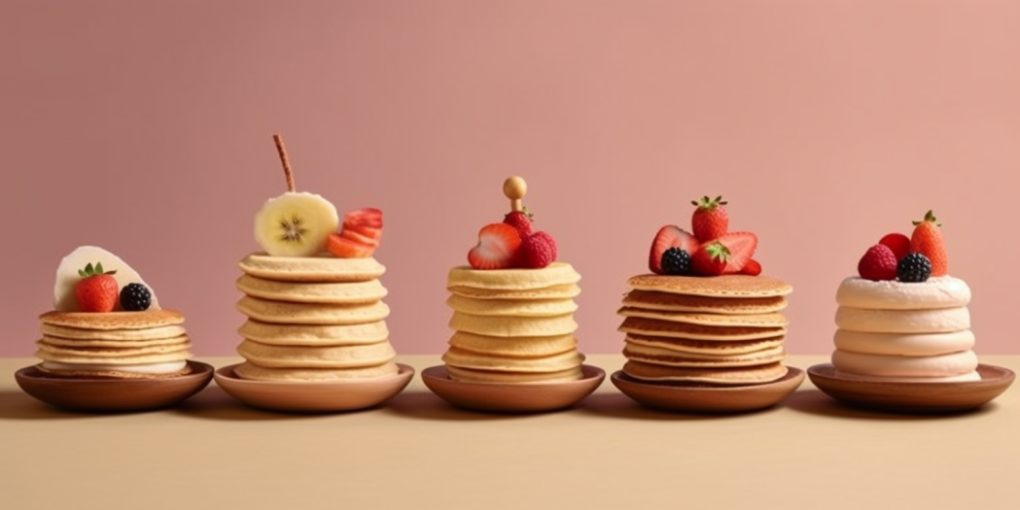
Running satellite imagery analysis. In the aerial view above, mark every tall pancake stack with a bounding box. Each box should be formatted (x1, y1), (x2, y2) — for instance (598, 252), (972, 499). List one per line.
(35, 310), (193, 378)
(232, 253), (399, 381)
(442, 262), (585, 383)
(617, 274), (793, 385)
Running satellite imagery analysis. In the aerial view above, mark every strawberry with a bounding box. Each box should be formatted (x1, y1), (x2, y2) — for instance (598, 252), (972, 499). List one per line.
(879, 233), (911, 261)
(691, 242), (729, 276)
(741, 259), (762, 276)
(344, 208), (383, 229)
(468, 223), (522, 270)
(339, 228), (379, 247)
(503, 210), (533, 237)
(327, 233), (375, 258)
(691, 232), (757, 275)
(648, 225), (700, 274)
(857, 244), (898, 281)
(515, 231), (558, 269)
(910, 210), (948, 276)
(74, 262), (119, 312)
(691, 195), (729, 241)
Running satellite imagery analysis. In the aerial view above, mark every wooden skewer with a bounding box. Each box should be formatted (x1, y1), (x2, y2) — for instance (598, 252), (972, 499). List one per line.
(503, 176), (527, 212)
(273, 134), (296, 192)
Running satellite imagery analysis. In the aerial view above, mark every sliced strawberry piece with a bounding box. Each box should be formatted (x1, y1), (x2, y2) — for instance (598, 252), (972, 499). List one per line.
(327, 233), (375, 258)
(349, 224), (382, 242)
(340, 228), (379, 247)
(648, 225), (699, 274)
(716, 231), (757, 273)
(740, 259), (762, 276)
(467, 223), (522, 270)
(344, 208), (383, 229)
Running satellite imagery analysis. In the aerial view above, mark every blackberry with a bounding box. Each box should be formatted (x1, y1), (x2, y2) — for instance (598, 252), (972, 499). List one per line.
(120, 283), (152, 311)
(661, 247), (692, 275)
(897, 252), (932, 283)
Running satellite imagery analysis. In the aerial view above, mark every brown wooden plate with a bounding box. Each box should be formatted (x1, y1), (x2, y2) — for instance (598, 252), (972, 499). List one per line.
(611, 366), (805, 413)
(421, 364), (605, 413)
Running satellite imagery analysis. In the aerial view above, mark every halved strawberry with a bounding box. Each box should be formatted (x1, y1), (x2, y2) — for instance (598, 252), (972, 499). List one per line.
(468, 223), (522, 270)
(649, 225), (699, 274)
(350, 225), (383, 242)
(344, 208), (383, 229)
(691, 231), (757, 275)
(340, 228), (379, 247)
(327, 233), (375, 258)
(740, 259), (762, 276)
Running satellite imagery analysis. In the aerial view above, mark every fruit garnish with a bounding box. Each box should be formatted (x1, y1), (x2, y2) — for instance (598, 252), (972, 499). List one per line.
(328, 207), (385, 258)
(503, 210), (533, 237)
(327, 233), (375, 258)
(911, 210), (948, 276)
(691, 195), (729, 242)
(660, 247), (692, 276)
(740, 259), (762, 276)
(897, 252), (932, 283)
(879, 233), (911, 261)
(254, 134), (340, 257)
(857, 244), (898, 281)
(54, 246), (161, 312)
(468, 223), (522, 270)
(120, 283), (152, 311)
(713, 231), (757, 274)
(74, 262), (119, 313)
(648, 225), (699, 274)
(691, 243), (729, 276)
(344, 208), (383, 229)
(515, 231), (558, 269)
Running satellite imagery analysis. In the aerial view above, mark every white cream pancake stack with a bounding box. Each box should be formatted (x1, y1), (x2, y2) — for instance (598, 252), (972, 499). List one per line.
(233, 253), (399, 381)
(832, 276), (980, 382)
(442, 262), (586, 383)
(617, 274), (794, 385)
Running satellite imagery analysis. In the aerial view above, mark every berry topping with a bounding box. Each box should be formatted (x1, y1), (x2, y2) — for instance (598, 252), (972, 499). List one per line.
(328, 208), (384, 258)
(119, 283), (152, 311)
(515, 231), (558, 269)
(327, 233), (375, 258)
(857, 244), (898, 281)
(741, 259), (762, 276)
(910, 210), (948, 276)
(715, 231), (757, 274)
(897, 252), (932, 282)
(649, 225), (699, 274)
(691, 242), (730, 276)
(74, 262), (119, 313)
(503, 210), (533, 237)
(691, 195), (729, 242)
(468, 223), (522, 270)
(879, 233), (911, 261)
(660, 247), (692, 276)
(344, 207), (383, 229)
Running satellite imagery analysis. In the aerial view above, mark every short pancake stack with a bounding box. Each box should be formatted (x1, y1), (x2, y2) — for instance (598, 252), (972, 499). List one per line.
(232, 253), (398, 381)
(35, 309), (193, 378)
(442, 262), (585, 383)
(617, 274), (794, 385)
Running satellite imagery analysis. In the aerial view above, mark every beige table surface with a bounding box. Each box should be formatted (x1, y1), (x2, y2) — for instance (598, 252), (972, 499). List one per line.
(1, 355), (1017, 510)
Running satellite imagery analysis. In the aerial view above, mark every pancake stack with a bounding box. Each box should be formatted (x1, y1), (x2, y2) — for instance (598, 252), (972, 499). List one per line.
(35, 309), (193, 378)
(442, 262), (585, 383)
(617, 274), (793, 385)
(232, 253), (399, 381)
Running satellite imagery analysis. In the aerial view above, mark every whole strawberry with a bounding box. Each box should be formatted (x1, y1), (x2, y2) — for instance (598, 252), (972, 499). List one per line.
(691, 242), (730, 276)
(857, 244), (898, 281)
(503, 210), (533, 237)
(75, 262), (119, 312)
(691, 195), (728, 241)
(910, 210), (948, 276)
(515, 231), (558, 269)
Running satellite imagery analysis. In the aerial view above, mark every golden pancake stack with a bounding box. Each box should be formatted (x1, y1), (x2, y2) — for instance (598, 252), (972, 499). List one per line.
(232, 253), (399, 381)
(442, 262), (586, 383)
(35, 309), (193, 378)
(617, 274), (793, 385)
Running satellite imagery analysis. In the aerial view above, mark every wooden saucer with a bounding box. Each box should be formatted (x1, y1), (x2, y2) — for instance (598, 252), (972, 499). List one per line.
(421, 364), (605, 413)
(611, 366), (805, 413)
(807, 363), (1015, 413)
(214, 363), (414, 413)
(14, 361), (214, 412)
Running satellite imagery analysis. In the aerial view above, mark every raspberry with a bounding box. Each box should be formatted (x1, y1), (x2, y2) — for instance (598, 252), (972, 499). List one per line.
(514, 231), (557, 269)
(857, 244), (898, 281)
(503, 211), (532, 237)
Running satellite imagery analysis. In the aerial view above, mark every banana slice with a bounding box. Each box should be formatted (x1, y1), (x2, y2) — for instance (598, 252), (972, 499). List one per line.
(254, 192), (339, 257)
(54, 246), (160, 312)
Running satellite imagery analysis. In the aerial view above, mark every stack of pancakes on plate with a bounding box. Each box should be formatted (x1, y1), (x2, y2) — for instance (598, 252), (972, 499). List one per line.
(35, 309), (193, 378)
(442, 262), (585, 383)
(617, 274), (793, 385)
(233, 253), (398, 381)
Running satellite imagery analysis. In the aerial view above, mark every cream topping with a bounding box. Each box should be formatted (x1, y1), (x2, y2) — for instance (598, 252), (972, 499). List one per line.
(836, 276), (970, 310)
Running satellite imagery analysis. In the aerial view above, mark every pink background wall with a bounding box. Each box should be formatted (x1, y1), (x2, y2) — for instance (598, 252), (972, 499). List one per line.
(2, 0), (1018, 357)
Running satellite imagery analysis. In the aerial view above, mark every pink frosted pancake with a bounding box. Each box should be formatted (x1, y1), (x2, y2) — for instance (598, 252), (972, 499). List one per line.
(833, 330), (975, 357)
(835, 306), (969, 334)
(835, 276), (971, 310)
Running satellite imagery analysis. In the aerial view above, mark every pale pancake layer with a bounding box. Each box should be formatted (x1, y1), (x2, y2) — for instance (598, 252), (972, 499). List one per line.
(449, 284), (581, 300)
(832, 349), (978, 377)
(617, 308), (788, 327)
(624, 334), (785, 355)
(443, 347), (584, 373)
(446, 365), (584, 383)
(447, 262), (581, 290)
(41, 334), (187, 349)
(622, 290), (787, 314)
(450, 312), (578, 337)
(623, 360), (788, 384)
(619, 317), (786, 341)
(236, 274), (387, 304)
(36, 336), (191, 358)
(239, 252), (385, 282)
(35, 345), (192, 365)
(835, 306), (970, 334)
(234, 361), (400, 381)
(836, 276), (971, 310)
(39, 309), (184, 330)
(37, 360), (191, 379)
(40, 323), (186, 341)
(238, 320), (389, 346)
(627, 274), (792, 298)
(447, 294), (578, 317)
(237, 339), (395, 368)
(833, 329), (976, 357)
(237, 296), (390, 325)
(623, 343), (786, 367)
(448, 332), (577, 357)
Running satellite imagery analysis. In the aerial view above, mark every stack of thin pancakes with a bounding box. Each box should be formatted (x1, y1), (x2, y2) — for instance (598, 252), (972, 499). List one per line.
(617, 274), (793, 385)
(35, 309), (193, 378)
(233, 253), (398, 381)
(443, 262), (585, 383)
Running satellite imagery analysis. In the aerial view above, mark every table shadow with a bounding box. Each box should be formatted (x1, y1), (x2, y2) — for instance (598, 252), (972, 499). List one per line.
(574, 392), (783, 420)
(0, 390), (113, 420)
(783, 388), (997, 420)
(167, 385), (377, 421)
(380, 390), (558, 421)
